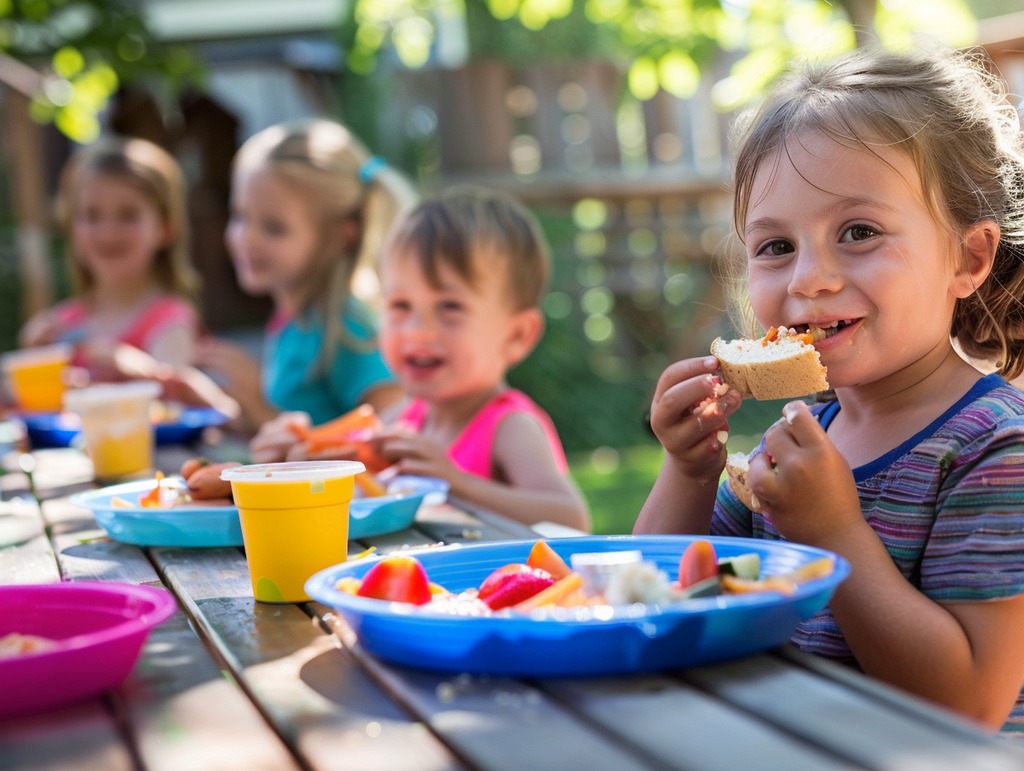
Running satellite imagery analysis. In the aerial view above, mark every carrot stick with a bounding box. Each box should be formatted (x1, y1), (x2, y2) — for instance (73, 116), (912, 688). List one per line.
(526, 540), (572, 580)
(300, 405), (379, 449)
(513, 572), (584, 612)
(355, 471), (387, 497)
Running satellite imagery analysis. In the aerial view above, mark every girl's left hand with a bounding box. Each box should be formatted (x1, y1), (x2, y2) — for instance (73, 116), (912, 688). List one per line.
(373, 430), (461, 485)
(250, 411), (312, 463)
(746, 401), (862, 547)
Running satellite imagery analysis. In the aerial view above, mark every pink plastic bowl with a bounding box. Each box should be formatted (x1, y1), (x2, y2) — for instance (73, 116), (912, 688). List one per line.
(0, 582), (177, 719)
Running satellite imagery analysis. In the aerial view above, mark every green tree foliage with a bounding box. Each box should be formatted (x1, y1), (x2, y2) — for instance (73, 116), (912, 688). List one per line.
(340, 0), (976, 112)
(0, 0), (200, 142)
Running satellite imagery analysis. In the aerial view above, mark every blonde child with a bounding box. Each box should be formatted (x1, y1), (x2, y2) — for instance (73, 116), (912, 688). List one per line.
(20, 136), (201, 381)
(254, 187), (590, 530)
(199, 119), (412, 437)
(635, 45), (1024, 735)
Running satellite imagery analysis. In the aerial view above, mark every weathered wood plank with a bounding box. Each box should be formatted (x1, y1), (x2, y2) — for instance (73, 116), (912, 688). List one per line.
(539, 675), (848, 771)
(320, 613), (659, 771)
(39, 494), (300, 771)
(0, 701), (134, 771)
(42, 496), (161, 585)
(683, 654), (1024, 771)
(152, 546), (465, 770)
(122, 609), (301, 771)
(0, 497), (58, 584)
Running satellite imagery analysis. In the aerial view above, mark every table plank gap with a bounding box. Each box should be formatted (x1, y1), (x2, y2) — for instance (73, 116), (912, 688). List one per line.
(681, 653), (1024, 771)
(319, 610), (662, 771)
(0, 701), (134, 771)
(153, 547), (466, 771)
(536, 674), (859, 771)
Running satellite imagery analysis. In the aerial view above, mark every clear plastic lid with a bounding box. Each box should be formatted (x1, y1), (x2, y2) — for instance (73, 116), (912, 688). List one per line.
(1, 343), (73, 371)
(220, 460), (365, 483)
(63, 381), (162, 410)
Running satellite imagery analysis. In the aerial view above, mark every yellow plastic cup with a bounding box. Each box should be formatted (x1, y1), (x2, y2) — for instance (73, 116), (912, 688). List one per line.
(62, 381), (161, 482)
(220, 461), (365, 603)
(2, 344), (73, 413)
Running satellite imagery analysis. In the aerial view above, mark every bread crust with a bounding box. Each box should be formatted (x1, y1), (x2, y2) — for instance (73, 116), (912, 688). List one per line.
(711, 333), (828, 400)
(725, 452), (761, 513)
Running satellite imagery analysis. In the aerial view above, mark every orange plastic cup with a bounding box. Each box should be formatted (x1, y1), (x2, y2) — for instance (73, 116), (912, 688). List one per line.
(220, 461), (365, 603)
(2, 344), (72, 413)
(63, 381), (161, 482)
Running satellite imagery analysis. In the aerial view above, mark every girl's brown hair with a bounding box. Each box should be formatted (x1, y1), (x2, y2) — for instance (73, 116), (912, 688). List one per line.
(55, 135), (199, 299)
(384, 185), (551, 312)
(729, 45), (1024, 378)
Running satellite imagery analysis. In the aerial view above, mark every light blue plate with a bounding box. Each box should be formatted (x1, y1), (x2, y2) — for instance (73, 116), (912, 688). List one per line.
(71, 474), (449, 547)
(350, 475), (449, 539)
(305, 535), (849, 677)
(71, 477), (243, 548)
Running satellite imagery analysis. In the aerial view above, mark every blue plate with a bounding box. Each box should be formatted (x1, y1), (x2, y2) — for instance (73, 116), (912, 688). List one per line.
(72, 474), (448, 547)
(305, 535), (849, 677)
(22, 407), (229, 449)
(70, 477), (243, 548)
(350, 475), (448, 539)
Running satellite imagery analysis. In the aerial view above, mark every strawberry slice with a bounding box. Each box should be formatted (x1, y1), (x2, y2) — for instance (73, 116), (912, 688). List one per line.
(477, 563), (554, 610)
(356, 555), (433, 605)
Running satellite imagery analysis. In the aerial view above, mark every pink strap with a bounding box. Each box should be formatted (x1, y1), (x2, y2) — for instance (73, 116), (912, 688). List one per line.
(121, 296), (197, 350)
(397, 390), (568, 479)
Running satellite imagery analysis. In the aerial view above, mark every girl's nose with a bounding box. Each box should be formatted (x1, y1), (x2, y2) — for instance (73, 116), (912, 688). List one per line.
(787, 245), (842, 297)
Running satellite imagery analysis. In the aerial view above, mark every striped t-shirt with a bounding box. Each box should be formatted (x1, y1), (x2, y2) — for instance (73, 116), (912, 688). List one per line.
(713, 373), (1024, 734)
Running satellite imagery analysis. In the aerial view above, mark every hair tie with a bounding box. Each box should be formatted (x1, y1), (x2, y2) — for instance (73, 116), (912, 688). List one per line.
(358, 155), (386, 185)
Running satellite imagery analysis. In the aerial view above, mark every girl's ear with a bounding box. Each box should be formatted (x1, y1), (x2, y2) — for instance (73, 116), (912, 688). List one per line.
(504, 307), (545, 367)
(953, 220), (1000, 298)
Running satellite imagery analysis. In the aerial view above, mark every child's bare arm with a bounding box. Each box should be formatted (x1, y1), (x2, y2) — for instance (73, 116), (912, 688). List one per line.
(377, 416), (590, 532)
(18, 309), (60, 348)
(634, 356), (742, 534)
(479, 411), (589, 532)
(194, 338), (276, 432)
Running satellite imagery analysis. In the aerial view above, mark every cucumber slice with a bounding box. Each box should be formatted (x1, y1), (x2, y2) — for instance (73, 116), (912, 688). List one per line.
(677, 576), (722, 599)
(718, 553), (761, 580)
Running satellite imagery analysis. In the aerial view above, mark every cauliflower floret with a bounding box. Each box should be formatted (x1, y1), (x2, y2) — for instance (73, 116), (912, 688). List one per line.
(604, 561), (674, 606)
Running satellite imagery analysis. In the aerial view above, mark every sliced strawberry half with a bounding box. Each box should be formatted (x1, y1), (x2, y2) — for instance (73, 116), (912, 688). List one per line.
(477, 563), (555, 610)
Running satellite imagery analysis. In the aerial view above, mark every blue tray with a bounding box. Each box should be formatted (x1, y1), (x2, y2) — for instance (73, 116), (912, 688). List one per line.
(305, 535), (849, 677)
(350, 475), (448, 539)
(22, 407), (230, 449)
(71, 477), (243, 548)
(72, 474), (448, 547)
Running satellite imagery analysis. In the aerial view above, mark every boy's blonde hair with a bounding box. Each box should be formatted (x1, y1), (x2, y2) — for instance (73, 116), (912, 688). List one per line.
(232, 119), (418, 360)
(729, 45), (1024, 379)
(384, 185), (551, 311)
(55, 135), (199, 299)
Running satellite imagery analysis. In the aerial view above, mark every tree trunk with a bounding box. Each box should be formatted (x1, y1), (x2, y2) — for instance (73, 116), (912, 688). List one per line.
(4, 89), (54, 322)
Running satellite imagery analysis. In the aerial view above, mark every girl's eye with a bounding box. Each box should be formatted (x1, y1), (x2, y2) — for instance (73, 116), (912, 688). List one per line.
(754, 239), (794, 258)
(439, 300), (465, 315)
(263, 220), (287, 237)
(841, 224), (878, 242)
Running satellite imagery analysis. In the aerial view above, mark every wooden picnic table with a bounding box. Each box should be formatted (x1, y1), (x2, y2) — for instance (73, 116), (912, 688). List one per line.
(2, 439), (1024, 771)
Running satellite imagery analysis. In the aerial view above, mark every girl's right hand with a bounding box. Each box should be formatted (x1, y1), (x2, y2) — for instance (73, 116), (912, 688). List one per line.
(648, 355), (743, 482)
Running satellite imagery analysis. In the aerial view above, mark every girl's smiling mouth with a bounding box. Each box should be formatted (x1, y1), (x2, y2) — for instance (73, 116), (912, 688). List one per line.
(791, 319), (858, 341)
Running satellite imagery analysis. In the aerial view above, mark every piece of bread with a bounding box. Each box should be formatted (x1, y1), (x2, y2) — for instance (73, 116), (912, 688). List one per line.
(711, 327), (828, 400)
(725, 452), (761, 513)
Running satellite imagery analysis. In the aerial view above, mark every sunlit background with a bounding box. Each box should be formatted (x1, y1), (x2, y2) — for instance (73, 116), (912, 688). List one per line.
(0, 0), (1021, 531)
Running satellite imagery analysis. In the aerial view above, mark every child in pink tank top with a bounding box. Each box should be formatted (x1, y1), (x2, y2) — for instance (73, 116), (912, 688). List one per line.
(16, 136), (238, 419)
(371, 188), (589, 532)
